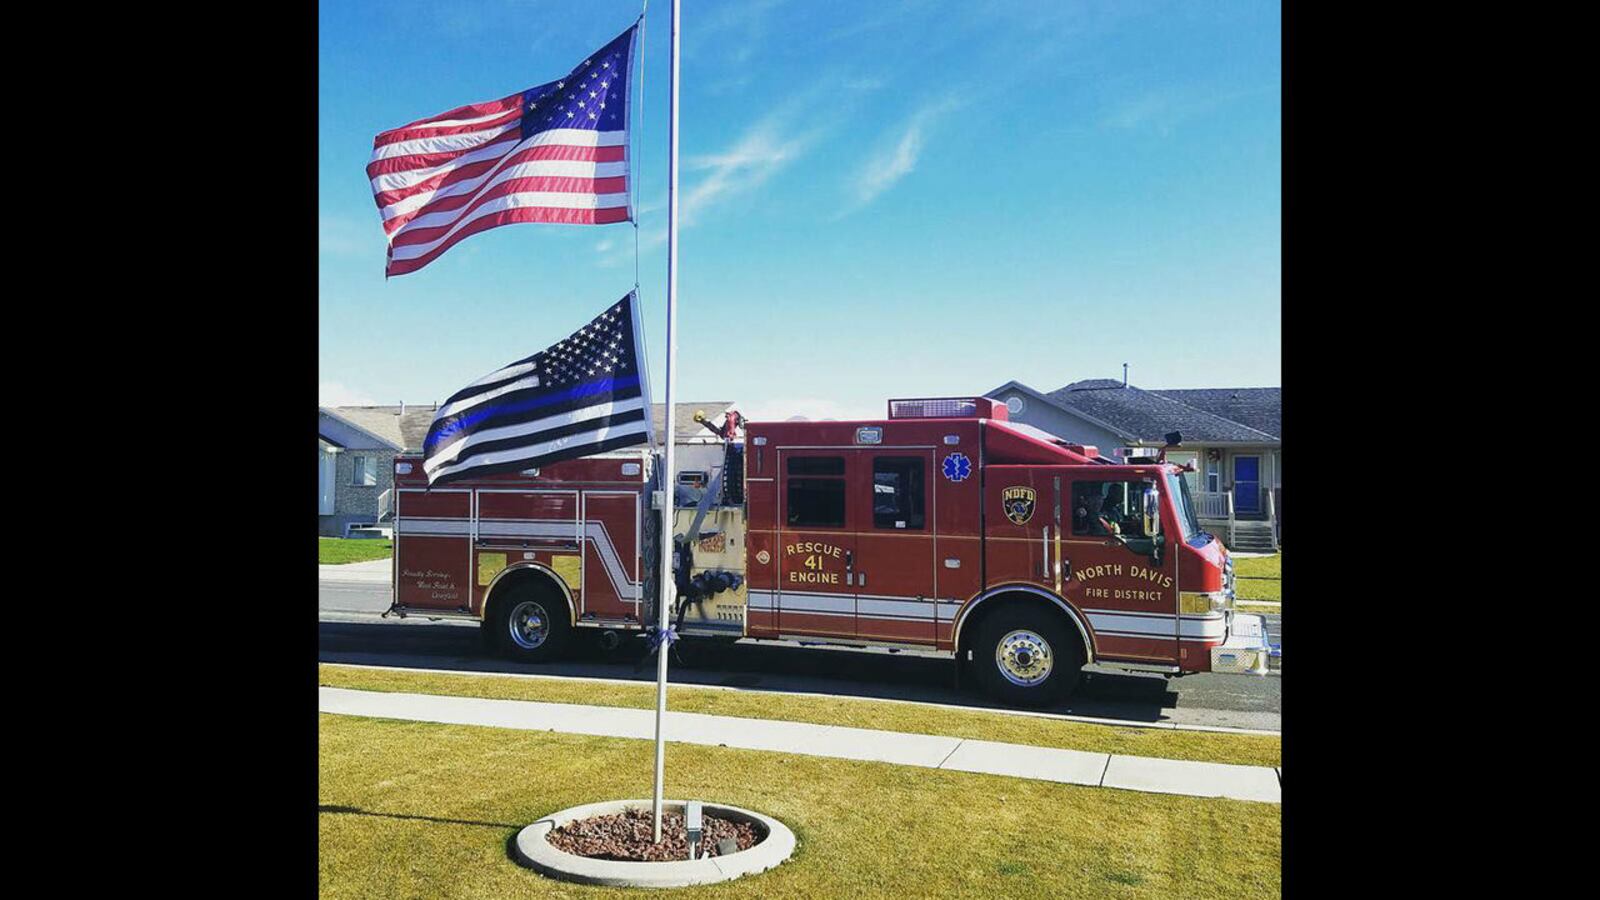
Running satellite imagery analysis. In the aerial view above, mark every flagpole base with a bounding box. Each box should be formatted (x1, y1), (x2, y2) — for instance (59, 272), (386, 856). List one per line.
(512, 799), (795, 888)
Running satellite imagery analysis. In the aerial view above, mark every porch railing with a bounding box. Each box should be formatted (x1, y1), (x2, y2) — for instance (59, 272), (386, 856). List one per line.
(1268, 487), (1280, 549)
(377, 488), (393, 522)
(1195, 491), (1234, 521)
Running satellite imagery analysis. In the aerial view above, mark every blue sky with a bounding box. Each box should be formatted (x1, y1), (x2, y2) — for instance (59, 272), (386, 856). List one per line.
(320, 0), (1280, 420)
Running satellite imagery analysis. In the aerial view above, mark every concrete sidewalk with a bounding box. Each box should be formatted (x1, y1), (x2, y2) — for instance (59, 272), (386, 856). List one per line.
(319, 559), (391, 584)
(320, 687), (1280, 804)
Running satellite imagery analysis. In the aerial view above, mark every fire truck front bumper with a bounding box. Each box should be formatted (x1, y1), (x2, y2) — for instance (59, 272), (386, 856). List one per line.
(1209, 612), (1274, 675)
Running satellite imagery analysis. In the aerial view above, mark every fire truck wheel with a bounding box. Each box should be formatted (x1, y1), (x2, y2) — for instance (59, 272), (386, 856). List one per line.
(973, 605), (1083, 707)
(488, 583), (570, 663)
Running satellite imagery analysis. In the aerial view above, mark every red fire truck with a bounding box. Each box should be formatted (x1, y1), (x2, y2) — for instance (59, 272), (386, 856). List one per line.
(389, 397), (1272, 706)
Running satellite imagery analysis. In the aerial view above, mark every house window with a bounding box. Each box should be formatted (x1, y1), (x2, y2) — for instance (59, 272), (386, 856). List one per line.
(1071, 481), (1149, 537)
(871, 457), (925, 529)
(786, 456), (846, 528)
(1205, 455), (1220, 493)
(1166, 451), (1199, 495)
(352, 455), (377, 487)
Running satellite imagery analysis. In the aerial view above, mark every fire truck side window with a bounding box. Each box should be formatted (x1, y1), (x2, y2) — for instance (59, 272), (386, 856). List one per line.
(1072, 481), (1146, 538)
(786, 456), (846, 528)
(871, 457), (925, 529)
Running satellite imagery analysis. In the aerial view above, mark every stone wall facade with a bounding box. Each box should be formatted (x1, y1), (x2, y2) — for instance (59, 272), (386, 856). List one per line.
(318, 449), (397, 536)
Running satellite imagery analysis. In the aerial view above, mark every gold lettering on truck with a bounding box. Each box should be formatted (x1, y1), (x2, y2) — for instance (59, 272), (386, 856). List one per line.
(784, 541), (845, 585)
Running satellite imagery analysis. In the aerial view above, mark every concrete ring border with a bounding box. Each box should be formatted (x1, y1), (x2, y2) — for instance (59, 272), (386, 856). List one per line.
(512, 799), (797, 888)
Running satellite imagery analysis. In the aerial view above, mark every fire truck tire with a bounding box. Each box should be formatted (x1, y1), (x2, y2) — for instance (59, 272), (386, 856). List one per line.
(487, 581), (571, 663)
(973, 605), (1083, 707)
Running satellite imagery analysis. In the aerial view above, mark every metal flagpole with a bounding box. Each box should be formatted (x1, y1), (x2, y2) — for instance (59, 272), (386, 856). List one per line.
(651, 0), (680, 844)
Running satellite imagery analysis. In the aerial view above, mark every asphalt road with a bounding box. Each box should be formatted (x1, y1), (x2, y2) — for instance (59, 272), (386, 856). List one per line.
(320, 578), (1281, 732)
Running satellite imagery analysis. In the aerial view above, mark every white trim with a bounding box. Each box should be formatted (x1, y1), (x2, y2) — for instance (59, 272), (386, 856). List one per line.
(1082, 610), (1223, 640)
(397, 514), (640, 600)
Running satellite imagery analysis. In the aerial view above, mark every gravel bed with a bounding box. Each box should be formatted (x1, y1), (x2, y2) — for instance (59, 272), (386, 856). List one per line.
(546, 808), (759, 862)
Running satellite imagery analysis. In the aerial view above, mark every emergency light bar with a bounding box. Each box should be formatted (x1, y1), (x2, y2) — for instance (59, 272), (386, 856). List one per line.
(887, 397), (1007, 420)
(1113, 447), (1161, 461)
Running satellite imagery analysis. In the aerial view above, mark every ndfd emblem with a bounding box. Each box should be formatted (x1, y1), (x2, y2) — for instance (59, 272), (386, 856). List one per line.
(1002, 486), (1036, 525)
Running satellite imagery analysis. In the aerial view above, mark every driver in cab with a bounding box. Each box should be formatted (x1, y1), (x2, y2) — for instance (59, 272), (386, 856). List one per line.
(1077, 484), (1131, 536)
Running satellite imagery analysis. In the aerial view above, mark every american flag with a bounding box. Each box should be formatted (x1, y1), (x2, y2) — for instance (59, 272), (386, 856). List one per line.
(369, 23), (637, 277)
(422, 292), (653, 485)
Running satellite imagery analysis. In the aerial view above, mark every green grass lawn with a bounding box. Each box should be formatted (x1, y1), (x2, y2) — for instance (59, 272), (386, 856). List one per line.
(1234, 551), (1281, 607)
(320, 713), (1280, 898)
(320, 663), (1280, 767)
(320, 537), (393, 565)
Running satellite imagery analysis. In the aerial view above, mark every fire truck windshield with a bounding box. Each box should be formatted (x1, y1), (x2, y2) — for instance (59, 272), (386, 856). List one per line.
(1166, 471), (1208, 544)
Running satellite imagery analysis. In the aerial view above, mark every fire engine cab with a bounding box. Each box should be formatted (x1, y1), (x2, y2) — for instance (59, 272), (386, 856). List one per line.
(390, 396), (1272, 706)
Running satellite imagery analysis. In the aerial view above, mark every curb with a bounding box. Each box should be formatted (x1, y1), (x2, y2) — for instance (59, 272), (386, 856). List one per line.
(320, 660), (1282, 736)
(320, 687), (1282, 803)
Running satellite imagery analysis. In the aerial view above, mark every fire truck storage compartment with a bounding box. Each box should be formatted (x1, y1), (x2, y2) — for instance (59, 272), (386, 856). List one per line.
(392, 487), (473, 612)
(393, 452), (651, 623)
(579, 491), (642, 620)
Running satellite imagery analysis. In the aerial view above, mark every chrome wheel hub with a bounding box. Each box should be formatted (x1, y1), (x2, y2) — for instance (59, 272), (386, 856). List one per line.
(509, 600), (550, 650)
(996, 629), (1053, 687)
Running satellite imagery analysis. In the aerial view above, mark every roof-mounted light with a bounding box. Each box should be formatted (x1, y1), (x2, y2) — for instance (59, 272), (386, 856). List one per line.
(1113, 447), (1161, 462)
(887, 397), (1007, 420)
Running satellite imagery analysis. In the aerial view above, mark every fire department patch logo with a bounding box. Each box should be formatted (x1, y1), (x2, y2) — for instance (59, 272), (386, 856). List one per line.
(1002, 486), (1036, 525)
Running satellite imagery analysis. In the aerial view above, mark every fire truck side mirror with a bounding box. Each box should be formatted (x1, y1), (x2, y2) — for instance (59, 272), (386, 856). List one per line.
(1143, 484), (1162, 537)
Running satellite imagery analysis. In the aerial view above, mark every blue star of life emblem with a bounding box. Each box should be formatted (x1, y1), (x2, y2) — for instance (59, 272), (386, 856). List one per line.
(942, 452), (972, 482)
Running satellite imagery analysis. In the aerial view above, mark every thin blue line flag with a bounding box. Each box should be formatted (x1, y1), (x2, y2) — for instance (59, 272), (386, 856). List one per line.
(422, 292), (654, 484)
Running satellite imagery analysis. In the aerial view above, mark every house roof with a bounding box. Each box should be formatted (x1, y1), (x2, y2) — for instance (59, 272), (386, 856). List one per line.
(326, 405), (435, 451)
(327, 401), (735, 453)
(985, 377), (1279, 445)
(1046, 380), (1277, 444)
(318, 407), (405, 451)
(1152, 388), (1280, 440)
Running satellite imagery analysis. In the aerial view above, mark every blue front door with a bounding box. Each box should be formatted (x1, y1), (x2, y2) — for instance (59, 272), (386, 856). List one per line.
(1233, 456), (1261, 514)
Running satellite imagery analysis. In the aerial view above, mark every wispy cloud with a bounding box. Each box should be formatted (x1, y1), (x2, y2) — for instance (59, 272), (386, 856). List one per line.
(736, 396), (882, 422)
(686, 0), (789, 66)
(844, 95), (964, 213)
(593, 226), (667, 269)
(677, 74), (873, 225)
(681, 119), (816, 226)
(320, 214), (383, 259)
(1102, 84), (1275, 137)
(319, 380), (379, 407)
(588, 76), (877, 259)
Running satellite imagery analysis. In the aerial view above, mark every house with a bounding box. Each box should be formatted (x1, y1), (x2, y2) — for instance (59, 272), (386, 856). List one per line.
(317, 401), (734, 538)
(984, 379), (1281, 551)
(317, 405), (433, 537)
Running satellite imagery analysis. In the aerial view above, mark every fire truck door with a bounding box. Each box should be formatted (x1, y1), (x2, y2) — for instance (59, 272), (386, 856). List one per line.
(853, 451), (937, 645)
(775, 449), (859, 640)
(1063, 477), (1180, 665)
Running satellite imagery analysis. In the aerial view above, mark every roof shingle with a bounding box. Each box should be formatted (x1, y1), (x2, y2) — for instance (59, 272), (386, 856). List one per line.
(1042, 381), (1277, 444)
(1152, 388), (1279, 439)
